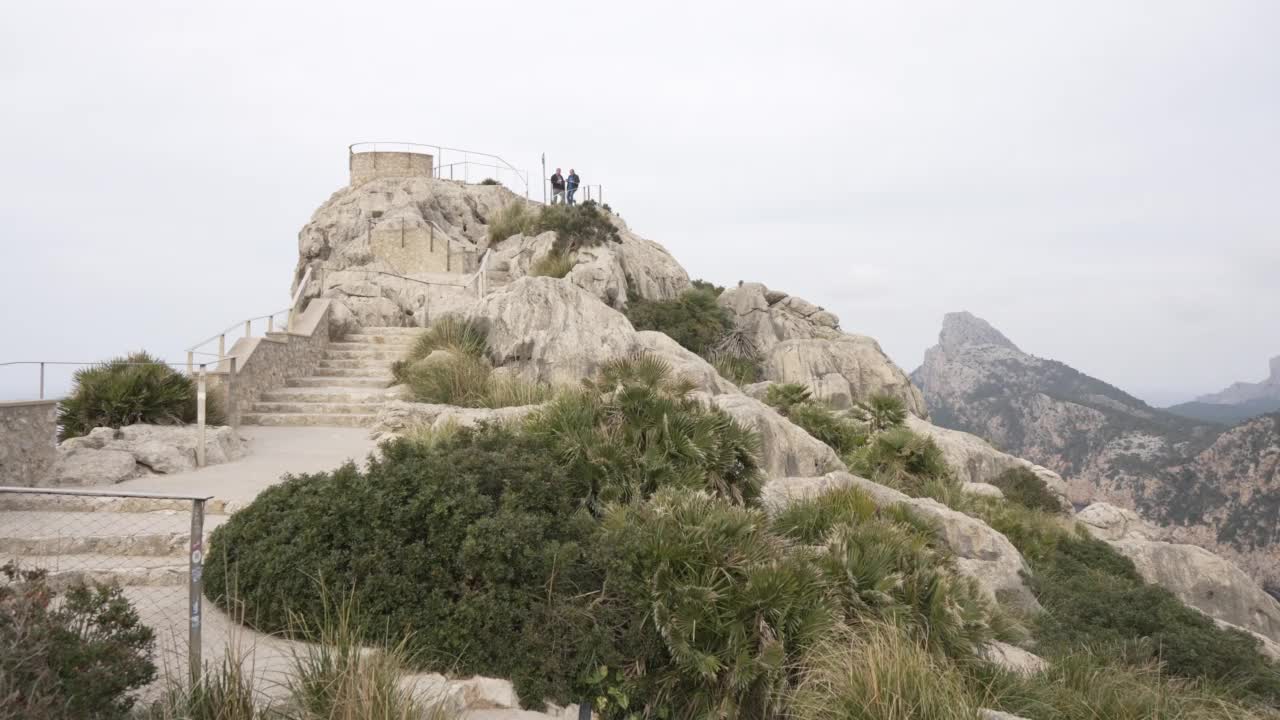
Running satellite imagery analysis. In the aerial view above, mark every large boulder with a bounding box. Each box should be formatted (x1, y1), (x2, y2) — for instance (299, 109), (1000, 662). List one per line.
(1079, 502), (1280, 644)
(698, 393), (844, 478)
(370, 401), (543, 442)
(763, 472), (1039, 612)
(764, 337), (928, 417)
(979, 641), (1047, 676)
(52, 448), (138, 486)
(905, 415), (1070, 507)
(716, 282), (841, 350)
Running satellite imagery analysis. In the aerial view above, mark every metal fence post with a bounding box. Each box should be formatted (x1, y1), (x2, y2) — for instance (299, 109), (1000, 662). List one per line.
(187, 351), (194, 376)
(217, 335), (225, 361)
(227, 356), (239, 433)
(39, 362), (45, 400)
(197, 365), (207, 468)
(189, 497), (206, 687)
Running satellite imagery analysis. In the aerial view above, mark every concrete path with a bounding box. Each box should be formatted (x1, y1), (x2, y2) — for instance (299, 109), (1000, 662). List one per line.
(112, 425), (378, 502)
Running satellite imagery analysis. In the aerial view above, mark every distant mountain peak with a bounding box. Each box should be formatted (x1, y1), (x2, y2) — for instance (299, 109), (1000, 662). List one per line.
(939, 311), (1021, 352)
(1192, 354), (1280, 406)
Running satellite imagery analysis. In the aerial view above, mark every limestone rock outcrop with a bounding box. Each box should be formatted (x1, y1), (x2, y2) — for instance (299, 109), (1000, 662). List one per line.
(717, 282), (926, 416)
(369, 401), (543, 442)
(979, 641), (1047, 676)
(904, 415), (1069, 507)
(1079, 502), (1280, 645)
(50, 425), (248, 486)
(698, 393), (844, 478)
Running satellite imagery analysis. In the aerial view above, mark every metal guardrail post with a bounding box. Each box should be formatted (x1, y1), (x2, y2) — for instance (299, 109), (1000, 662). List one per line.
(189, 497), (206, 687)
(244, 319), (251, 338)
(196, 365), (207, 468)
(267, 314), (274, 332)
(227, 356), (239, 432)
(217, 335), (225, 361)
(187, 351), (194, 376)
(38, 362), (44, 400)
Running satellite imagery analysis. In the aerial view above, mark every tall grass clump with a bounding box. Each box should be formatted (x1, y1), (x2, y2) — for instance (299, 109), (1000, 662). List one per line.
(139, 650), (266, 720)
(990, 466), (1066, 513)
(487, 200), (619, 251)
(848, 427), (954, 498)
(58, 351), (222, 440)
(529, 249), (576, 278)
(789, 623), (983, 720)
(486, 202), (537, 243)
(525, 354), (763, 510)
(392, 317), (551, 408)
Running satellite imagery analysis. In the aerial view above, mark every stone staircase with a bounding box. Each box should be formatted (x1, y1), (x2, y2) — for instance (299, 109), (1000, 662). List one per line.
(241, 327), (420, 428)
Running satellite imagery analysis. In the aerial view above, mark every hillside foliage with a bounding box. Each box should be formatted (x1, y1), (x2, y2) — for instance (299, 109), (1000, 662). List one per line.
(57, 351), (221, 440)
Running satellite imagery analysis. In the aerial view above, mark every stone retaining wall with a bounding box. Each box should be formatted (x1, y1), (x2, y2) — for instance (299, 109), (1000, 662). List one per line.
(214, 300), (332, 424)
(0, 399), (58, 486)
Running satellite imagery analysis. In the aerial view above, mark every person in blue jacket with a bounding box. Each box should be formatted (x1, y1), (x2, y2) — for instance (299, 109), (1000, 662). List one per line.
(566, 169), (580, 205)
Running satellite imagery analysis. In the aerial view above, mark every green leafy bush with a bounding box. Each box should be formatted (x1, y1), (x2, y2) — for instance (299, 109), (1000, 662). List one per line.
(764, 383), (867, 455)
(478, 177), (500, 186)
(0, 563), (156, 720)
(529, 250), (576, 278)
(852, 393), (908, 434)
(848, 427), (952, 496)
(392, 317), (551, 408)
(593, 489), (834, 720)
(525, 354), (763, 510)
(710, 354), (761, 385)
(204, 425), (607, 707)
(487, 200), (620, 251)
(625, 286), (732, 357)
(57, 351), (221, 440)
(991, 466), (1065, 513)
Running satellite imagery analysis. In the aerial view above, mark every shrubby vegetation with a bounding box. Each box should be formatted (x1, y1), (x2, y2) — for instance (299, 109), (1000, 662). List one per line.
(391, 316), (552, 408)
(57, 351), (222, 440)
(0, 563), (156, 720)
(528, 249), (575, 278)
(765, 383), (868, 456)
(487, 200), (619, 253)
(991, 466), (1065, 513)
(624, 283), (765, 387)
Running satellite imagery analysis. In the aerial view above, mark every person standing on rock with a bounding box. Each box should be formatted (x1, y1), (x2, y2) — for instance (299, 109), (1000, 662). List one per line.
(566, 169), (580, 205)
(550, 168), (565, 204)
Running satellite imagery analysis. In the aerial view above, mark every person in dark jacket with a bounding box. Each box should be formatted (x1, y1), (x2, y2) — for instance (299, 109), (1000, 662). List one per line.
(566, 169), (580, 205)
(550, 168), (565, 204)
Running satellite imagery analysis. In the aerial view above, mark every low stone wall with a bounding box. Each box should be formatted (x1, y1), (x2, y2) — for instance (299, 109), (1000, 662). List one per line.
(0, 400), (58, 486)
(214, 300), (332, 424)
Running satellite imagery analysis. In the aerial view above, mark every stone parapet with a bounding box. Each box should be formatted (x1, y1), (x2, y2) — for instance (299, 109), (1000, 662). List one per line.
(350, 151), (434, 186)
(0, 399), (58, 486)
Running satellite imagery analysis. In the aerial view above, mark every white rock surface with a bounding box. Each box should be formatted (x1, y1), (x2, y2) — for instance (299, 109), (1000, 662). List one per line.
(52, 448), (138, 486)
(1076, 502), (1158, 541)
(979, 711), (1031, 720)
(979, 641), (1047, 676)
(370, 401), (543, 442)
(51, 425), (248, 486)
(699, 393), (844, 478)
(962, 482), (1005, 499)
(760, 471), (856, 514)
(905, 415), (1070, 507)
(764, 336), (928, 417)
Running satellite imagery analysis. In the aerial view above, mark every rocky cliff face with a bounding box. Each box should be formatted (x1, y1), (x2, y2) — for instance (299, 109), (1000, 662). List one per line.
(1166, 355), (1280, 425)
(912, 311), (1280, 588)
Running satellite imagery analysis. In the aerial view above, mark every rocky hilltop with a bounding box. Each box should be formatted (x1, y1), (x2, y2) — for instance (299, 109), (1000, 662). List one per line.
(912, 311), (1280, 589)
(1168, 355), (1280, 425)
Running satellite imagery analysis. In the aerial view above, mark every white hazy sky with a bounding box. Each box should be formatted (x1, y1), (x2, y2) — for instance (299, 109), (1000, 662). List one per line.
(2, 1), (1277, 405)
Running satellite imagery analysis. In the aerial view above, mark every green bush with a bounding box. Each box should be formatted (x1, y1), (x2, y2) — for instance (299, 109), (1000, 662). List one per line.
(57, 351), (221, 440)
(487, 202), (537, 243)
(204, 425), (607, 707)
(625, 286), (732, 357)
(848, 427), (952, 496)
(764, 383), (867, 455)
(392, 317), (551, 408)
(488, 200), (620, 251)
(478, 177), (500, 186)
(991, 466), (1065, 513)
(593, 489), (834, 720)
(0, 563), (156, 720)
(852, 393), (908, 434)
(525, 354), (763, 510)
(529, 250), (576, 278)
(710, 354), (761, 385)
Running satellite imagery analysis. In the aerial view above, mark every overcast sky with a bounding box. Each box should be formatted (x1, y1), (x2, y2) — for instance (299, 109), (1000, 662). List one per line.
(2, 1), (1277, 405)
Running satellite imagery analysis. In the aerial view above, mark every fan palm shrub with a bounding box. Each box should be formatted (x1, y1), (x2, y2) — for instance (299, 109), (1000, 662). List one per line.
(57, 351), (220, 440)
(849, 427), (952, 496)
(529, 249), (576, 278)
(853, 393), (908, 434)
(525, 354), (763, 511)
(764, 383), (867, 455)
(392, 317), (550, 408)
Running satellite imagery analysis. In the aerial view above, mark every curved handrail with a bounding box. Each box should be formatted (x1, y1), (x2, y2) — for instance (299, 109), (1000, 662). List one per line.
(348, 141), (529, 195)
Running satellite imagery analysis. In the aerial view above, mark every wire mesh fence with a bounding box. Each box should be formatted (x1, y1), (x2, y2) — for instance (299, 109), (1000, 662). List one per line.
(0, 487), (220, 701)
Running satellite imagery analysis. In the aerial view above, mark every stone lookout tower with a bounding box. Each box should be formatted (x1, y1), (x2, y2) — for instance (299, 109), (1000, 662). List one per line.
(348, 142), (435, 186)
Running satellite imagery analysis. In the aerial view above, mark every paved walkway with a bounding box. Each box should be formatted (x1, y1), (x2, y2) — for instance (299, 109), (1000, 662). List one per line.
(113, 426), (378, 502)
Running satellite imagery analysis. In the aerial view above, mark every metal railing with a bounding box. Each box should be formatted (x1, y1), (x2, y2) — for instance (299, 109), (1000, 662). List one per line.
(348, 141), (530, 198)
(0, 359), (234, 466)
(0, 486), (214, 688)
(546, 182), (605, 206)
(184, 268), (312, 372)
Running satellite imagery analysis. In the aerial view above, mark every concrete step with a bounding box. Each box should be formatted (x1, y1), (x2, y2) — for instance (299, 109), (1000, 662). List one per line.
(286, 376), (391, 389)
(0, 494), (233, 515)
(324, 347), (410, 360)
(318, 358), (396, 371)
(359, 327), (423, 336)
(342, 334), (416, 346)
(258, 388), (386, 403)
(0, 511), (226, 557)
(305, 367), (394, 379)
(251, 401), (379, 415)
(240, 413), (377, 428)
(0, 554), (190, 589)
